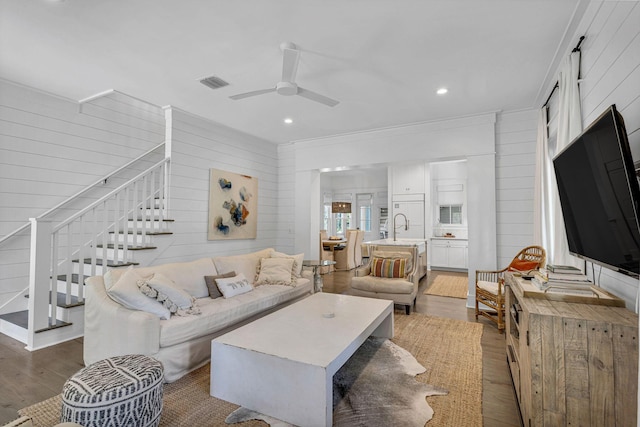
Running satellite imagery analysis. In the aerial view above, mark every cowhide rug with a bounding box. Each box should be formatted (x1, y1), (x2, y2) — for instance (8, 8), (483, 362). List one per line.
(225, 337), (448, 426)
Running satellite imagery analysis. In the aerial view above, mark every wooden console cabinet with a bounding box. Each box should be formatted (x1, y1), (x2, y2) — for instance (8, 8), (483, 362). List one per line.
(505, 273), (638, 426)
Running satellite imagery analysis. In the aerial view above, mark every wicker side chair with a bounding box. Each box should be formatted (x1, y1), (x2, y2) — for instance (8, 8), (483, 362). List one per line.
(475, 245), (546, 332)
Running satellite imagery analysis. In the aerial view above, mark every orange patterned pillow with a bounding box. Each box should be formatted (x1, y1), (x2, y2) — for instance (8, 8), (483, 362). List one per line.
(371, 257), (406, 278)
(509, 259), (539, 272)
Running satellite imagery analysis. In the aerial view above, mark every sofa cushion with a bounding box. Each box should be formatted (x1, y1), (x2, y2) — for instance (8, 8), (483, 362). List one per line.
(477, 280), (500, 295)
(136, 258), (216, 298)
(204, 271), (236, 299)
(215, 273), (254, 298)
(350, 275), (414, 294)
(213, 248), (274, 283)
(271, 251), (304, 277)
(370, 257), (406, 278)
(106, 267), (172, 320)
(159, 278), (312, 348)
(255, 257), (295, 286)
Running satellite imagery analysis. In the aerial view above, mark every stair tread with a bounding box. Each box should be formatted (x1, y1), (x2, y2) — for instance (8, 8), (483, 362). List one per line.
(96, 244), (158, 250)
(25, 291), (84, 309)
(129, 218), (175, 222)
(73, 258), (139, 267)
(0, 310), (72, 332)
(109, 231), (173, 235)
(56, 273), (90, 285)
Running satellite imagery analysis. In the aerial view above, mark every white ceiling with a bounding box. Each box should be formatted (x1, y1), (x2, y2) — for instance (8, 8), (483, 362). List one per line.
(0, 0), (588, 144)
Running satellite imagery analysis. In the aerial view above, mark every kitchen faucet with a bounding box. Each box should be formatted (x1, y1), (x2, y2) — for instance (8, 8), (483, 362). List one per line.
(393, 213), (408, 241)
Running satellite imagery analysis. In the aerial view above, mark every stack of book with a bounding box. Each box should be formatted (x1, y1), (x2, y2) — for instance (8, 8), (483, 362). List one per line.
(531, 265), (591, 291)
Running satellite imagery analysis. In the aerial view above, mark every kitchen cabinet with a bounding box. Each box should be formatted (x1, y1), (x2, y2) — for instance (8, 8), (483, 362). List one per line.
(392, 194), (425, 239)
(430, 238), (467, 270)
(391, 163), (425, 194)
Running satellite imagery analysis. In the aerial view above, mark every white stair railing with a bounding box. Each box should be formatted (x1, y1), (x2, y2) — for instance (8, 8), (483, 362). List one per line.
(27, 158), (170, 347)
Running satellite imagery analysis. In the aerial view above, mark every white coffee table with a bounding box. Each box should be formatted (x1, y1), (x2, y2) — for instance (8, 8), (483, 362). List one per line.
(210, 293), (394, 427)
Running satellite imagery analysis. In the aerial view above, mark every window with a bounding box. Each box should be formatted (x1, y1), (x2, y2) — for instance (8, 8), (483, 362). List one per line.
(439, 205), (462, 224)
(356, 193), (373, 232)
(322, 193), (333, 232)
(335, 213), (351, 235)
(323, 203), (332, 231)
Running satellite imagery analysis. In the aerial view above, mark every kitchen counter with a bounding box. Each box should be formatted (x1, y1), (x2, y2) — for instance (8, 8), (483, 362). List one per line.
(431, 236), (467, 241)
(364, 238), (426, 251)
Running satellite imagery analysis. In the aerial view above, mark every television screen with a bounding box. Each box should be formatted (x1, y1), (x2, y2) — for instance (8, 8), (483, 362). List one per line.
(553, 104), (640, 277)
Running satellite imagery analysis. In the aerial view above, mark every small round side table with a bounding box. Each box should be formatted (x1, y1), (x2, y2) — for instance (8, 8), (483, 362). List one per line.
(302, 260), (336, 293)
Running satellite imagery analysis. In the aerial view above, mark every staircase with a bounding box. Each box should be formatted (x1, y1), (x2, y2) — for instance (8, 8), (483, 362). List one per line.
(0, 153), (173, 350)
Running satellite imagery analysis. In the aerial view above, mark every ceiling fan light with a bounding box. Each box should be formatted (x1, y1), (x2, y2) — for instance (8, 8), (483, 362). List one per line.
(436, 87), (448, 95)
(284, 118), (293, 124)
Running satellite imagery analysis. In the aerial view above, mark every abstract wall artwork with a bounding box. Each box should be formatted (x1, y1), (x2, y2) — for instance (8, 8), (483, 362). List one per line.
(208, 169), (258, 240)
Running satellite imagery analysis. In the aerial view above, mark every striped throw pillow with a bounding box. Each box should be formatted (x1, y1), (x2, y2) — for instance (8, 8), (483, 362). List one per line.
(371, 257), (406, 278)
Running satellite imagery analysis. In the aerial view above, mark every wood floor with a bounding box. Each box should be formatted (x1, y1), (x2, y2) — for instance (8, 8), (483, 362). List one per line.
(0, 269), (521, 426)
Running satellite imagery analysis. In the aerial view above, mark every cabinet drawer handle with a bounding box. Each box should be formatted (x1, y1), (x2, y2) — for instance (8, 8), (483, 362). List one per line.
(507, 344), (517, 364)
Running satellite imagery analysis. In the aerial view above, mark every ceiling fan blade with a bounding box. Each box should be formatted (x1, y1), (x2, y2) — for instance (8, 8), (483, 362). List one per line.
(229, 88), (276, 100)
(297, 87), (339, 107)
(281, 47), (300, 82)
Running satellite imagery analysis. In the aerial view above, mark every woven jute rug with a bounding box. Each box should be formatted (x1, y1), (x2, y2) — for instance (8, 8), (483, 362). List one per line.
(424, 274), (469, 299)
(19, 313), (483, 427)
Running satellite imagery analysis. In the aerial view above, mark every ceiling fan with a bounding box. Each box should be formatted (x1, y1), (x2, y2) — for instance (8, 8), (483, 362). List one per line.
(229, 42), (339, 107)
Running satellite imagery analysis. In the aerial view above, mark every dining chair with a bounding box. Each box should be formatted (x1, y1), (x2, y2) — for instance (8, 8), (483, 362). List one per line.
(335, 230), (357, 270)
(353, 230), (365, 267)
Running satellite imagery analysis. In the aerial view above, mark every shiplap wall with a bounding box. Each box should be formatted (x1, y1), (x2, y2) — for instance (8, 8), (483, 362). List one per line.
(154, 108), (279, 264)
(0, 80), (165, 307)
(546, 1), (640, 307)
(495, 109), (538, 268)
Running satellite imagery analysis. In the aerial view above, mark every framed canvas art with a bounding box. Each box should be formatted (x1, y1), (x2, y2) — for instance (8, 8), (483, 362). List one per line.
(208, 169), (258, 240)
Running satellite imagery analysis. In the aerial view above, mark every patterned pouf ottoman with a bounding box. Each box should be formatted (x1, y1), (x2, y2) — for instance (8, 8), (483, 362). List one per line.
(61, 354), (164, 427)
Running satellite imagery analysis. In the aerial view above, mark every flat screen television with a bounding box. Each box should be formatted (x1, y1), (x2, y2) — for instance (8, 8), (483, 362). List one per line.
(553, 104), (640, 277)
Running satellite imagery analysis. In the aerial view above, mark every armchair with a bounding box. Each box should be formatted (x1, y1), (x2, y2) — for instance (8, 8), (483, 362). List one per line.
(475, 245), (546, 332)
(350, 245), (419, 314)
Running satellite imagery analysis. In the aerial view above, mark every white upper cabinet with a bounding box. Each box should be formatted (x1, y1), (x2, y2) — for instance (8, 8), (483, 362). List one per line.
(391, 163), (425, 194)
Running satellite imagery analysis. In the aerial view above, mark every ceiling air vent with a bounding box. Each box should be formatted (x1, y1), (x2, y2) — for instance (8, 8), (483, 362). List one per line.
(200, 75), (229, 90)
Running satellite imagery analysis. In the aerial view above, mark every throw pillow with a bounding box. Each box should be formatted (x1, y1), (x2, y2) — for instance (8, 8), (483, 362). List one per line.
(371, 250), (414, 274)
(146, 273), (200, 313)
(204, 271), (237, 298)
(137, 275), (201, 317)
(255, 257), (295, 286)
(103, 268), (126, 290)
(508, 259), (539, 272)
(215, 273), (254, 298)
(271, 251), (304, 277)
(106, 267), (172, 320)
(370, 257), (407, 278)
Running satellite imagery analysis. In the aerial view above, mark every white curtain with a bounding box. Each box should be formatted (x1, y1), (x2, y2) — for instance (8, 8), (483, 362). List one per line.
(533, 107), (548, 247)
(535, 51), (583, 268)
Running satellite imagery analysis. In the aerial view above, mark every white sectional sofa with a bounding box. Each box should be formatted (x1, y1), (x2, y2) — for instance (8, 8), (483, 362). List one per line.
(84, 248), (312, 382)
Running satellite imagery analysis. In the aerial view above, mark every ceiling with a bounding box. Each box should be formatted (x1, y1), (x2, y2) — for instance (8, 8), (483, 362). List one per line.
(0, 0), (588, 144)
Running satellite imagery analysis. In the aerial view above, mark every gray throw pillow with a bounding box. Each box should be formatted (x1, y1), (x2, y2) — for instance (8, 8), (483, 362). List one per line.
(204, 271), (236, 298)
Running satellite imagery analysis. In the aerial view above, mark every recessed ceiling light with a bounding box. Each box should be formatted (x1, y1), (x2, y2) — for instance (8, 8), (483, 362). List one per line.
(283, 117), (293, 124)
(436, 88), (448, 95)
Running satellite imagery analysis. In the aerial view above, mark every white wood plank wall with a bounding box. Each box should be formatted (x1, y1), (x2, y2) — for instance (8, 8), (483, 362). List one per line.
(0, 80), (165, 308)
(155, 108), (280, 264)
(277, 144), (296, 254)
(546, 1), (640, 308)
(494, 109), (538, 268)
